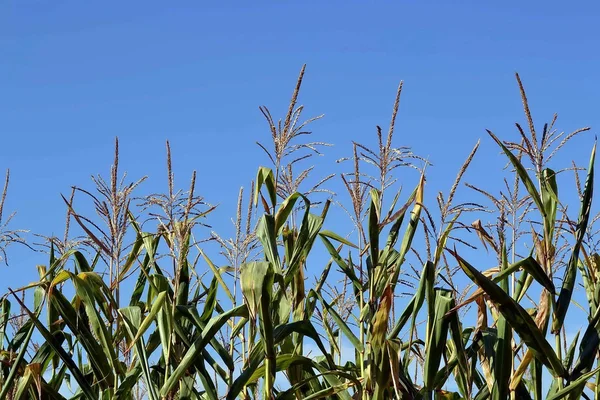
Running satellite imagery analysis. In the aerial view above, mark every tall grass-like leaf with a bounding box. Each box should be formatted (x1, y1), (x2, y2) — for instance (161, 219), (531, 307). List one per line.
(0, 297), (9, 346)
(312, 290), (363, 352)
(247, 354), (317, 383)
(241, 261), (272, 321)
(487, 130), (545, 219)
(546, 366), (600, 400)
(126, 291), (167, 350)
(368, 196), (380, 273)
(228, 319), (339, 399)
(48, 286), (115, 387)
(256, 216), (281, 272)
(541, 168), (559, 238)
(284, 201), (328, 286)
(175, 305), (236, 374)
(386, 339), (419, 398)
(553, 144), (596, 333)
(255, 166), (277, 209)
(493, 255), (555, 295)
(113, 365), (142, 400)
(119, 306), (160, 400)
(423, 289), (453, 398)
(116, 231), (144, 282)
(568, 303), (600, 399)
(492, 246), (512, 400)
(10, 290), (97, 400)
(199, 276), (219, 323)
(563, 331), (580, 371)
(447, 310), (471, 398)
(319, 230), (358, 248)
(0, 319), (35, 399)
(200, 249), (234, 302)
(450, 250), (565, 377)
(160, 305), (249, 396)
(273, 320), (335, 368)
(388, 174), (424, 293)
(319, 235), (362, 297)
(65, 272), (123, 378)
(452, 255), (554, 315)
(274, 192), (309, 234)
(388, 262), (435, 339)
(389, 261), (433, 339)
(276, 370), (361, 400)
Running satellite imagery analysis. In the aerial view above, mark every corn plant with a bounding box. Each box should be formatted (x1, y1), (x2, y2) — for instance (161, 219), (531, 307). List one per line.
(1, 68), (599, 400)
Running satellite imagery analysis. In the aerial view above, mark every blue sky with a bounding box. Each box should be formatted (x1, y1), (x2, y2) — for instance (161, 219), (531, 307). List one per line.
(1, 1), (600, 297)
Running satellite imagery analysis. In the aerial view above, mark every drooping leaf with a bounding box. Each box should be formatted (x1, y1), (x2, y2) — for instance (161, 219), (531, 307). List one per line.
(450, 249), (565, 377)
(254, 166), (277, 209)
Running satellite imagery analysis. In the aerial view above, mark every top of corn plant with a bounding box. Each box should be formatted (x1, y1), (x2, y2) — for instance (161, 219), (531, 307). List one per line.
(257, 65), (334, 208)
(0, 169), (29, 265)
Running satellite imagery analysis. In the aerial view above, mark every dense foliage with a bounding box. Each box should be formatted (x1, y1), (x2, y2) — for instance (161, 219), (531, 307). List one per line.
(1, 67), (598, 399)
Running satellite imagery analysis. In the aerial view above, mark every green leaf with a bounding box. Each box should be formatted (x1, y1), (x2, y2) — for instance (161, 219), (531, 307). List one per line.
(119, 306), (161, 400)
(319, 230), (358, 248)
(389, 261), (433, 339)
(319, 235), (362, 296)
(492, 246), (512, 400)
(312, 290), (363, 352)
(71, 272), (123, 377)
(48, 285), (115, 387)
(255, 166), (277, 209)
(227, 321), (338, 400)
(547, 365), (600, 400)
(487, 130), (545, 219)
(553, 144), (596, 333)
(285, 204), (327, 285)
(256, 216), (281, 272)
(176, 305), (236, 374)
(160, 305), (249, 396)
(368, 198), (380, 275)
(541, 168), (559, 238)
(450, 249), (565, 377)
(199, 276), (218, 323)
(127, 291), (167, 350)
(0, 297), (10, 346)
(563, 330), (580, 371)
(0, 318), (35, 399)
(423, 289), (453, 393)
(387, 174), (424, 293)
(447, 310), (471, 399)
(275, 192), (307, 234)
(248, 354), (314, 383)
(493, 256), (555, 295)
(569, 302), (600, 389)
(10, 290), (97, 400)
(276, 370), (361, 400)
(240, 261), (272, 321)
(273, 320), (335, 368)
(199, 249), (234, 302)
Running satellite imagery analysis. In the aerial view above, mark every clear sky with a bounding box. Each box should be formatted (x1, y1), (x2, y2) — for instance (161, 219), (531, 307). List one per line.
(1, 1), (600, 295)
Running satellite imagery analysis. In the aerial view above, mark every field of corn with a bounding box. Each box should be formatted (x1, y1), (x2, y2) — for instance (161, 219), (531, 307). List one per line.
(0, 66), (598, 399)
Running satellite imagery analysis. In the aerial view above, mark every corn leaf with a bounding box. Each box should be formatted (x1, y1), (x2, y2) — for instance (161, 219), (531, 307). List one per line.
(553, 144), (595, 333)
(451, 249), (565, 377)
